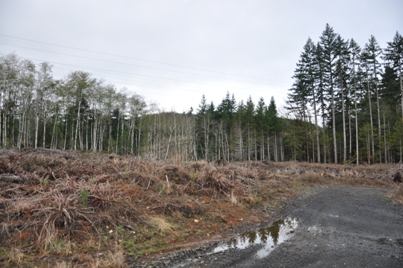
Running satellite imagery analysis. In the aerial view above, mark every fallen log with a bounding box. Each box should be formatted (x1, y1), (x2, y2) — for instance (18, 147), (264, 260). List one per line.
(0, 174), (26, 184)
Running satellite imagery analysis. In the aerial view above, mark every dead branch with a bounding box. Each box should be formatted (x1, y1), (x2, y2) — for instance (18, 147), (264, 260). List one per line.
(0, 174), (26, 184)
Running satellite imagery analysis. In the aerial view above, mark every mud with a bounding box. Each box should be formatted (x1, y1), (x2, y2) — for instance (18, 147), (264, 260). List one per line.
(144, 186), (403, 267)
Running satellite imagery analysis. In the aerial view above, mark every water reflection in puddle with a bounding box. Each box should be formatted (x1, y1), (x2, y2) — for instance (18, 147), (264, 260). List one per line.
(211, 217), (298, 258)
(172, 217), (298, 267)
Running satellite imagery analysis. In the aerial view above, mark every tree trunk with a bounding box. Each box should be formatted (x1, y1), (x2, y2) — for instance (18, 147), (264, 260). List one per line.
(342, 88), (346, 163)
(17, 112), (24, 149)
(92, 109), (97, 152)
(35, 115), (39, 149)
(367, 128), (371, 164)
(261, 131), (265, 160)
(267, 136), (271, 161)
(400, 65), (403, 118)
(51, 110), (58, 149)
(331, 84), (337, 163)
(204, 116), (210, 161)
(274, 133), (278, 162)
(280, 134), (284, 161)
(115, 115), (120, 154)
(108, 119), (112, 153)
(354, 71), (359, 165)
(348, 108), (352, 158)
(1, 92), (4, 146)
(85, 120), (88, 151)
(74, 100), (81, 151)
(43, 110), (46, 148)
(312, 87), (320, 163)
(367, 82), (375, 164)
(165, 132), (172, 160)
(138, 119), (142, 155)
(375, 82), (381, 163)
(383, 111), (387, 163)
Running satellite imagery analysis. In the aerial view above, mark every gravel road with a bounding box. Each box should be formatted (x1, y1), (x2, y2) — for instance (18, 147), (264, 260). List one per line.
(168, 186), (403, 268)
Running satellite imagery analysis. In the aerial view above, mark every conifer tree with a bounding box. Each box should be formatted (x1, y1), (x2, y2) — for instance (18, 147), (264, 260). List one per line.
(335, 34), (350, 163)
(349, 38), (362, 164)
(255, 97), (266, 160)
(267, 97), (278, 161)
(383, 31), (403, 118)
(245, 96), (255, 160)
(362, 35), (382, 162)
(319, 24), (339, 163)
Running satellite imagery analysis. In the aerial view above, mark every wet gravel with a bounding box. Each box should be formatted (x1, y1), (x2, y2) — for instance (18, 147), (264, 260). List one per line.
(142, 186), (403, 267)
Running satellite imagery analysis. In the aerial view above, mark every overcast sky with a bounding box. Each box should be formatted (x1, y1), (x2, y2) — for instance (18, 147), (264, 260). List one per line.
(0, 0), (401, 114)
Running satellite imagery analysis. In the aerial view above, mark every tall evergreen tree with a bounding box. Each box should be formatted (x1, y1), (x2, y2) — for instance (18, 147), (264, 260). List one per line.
(255, 97), (267, 160)
(315, 43), (329, 163)
(362, 35), (382, 162)
(295, 38), (321, 162)
(383, 31), (403, 118)
(267, 97), (279, 161)
(349, 38), (362, 164)
(196, 95), (211, 160)
(319, 24), (339, 163)
(234, 100), (245, 160)
(244, 96), (255, 160)
(335, 34), (350, 163)
(217, 92), (236, 160)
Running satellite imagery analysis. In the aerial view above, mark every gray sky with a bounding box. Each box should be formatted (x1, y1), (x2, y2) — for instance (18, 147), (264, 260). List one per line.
(0, 0), (401, 114)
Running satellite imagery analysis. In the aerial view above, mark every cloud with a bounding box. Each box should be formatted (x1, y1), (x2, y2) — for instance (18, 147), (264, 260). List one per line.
(0, 0), (401, 112)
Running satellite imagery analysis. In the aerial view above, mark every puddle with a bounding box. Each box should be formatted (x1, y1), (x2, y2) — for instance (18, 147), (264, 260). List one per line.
(172, 217), (298, 267)
(211, 217), (298, 259)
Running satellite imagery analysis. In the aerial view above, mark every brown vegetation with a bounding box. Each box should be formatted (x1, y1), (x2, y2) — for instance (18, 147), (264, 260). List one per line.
(0, 149), (400, 267)
(393, 171), (402, 183)
(214, 158), (227, 166)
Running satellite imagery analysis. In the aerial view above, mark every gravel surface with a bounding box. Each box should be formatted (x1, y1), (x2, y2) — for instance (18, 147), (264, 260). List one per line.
(163, 186), (403, 268)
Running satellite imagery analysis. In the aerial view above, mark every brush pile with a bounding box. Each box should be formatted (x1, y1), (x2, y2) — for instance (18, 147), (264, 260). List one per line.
(0, 149), (399, 267)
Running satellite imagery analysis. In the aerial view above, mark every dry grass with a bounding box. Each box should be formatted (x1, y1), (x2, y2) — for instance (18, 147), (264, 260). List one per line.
(0, 149), (401, 267)
(54, 261), (69, 268)
(229, 190), (238, 206)
(7, 247), (24, 266)
(147, 216), (174, 233)
(387, 184), (403, 204)
(100, 244), (126, 268)
(300, 174), (327, 184)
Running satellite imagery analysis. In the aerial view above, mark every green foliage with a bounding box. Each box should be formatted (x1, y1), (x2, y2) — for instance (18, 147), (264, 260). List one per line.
(0, 247), (10, 257)
(116, 225), (125, 234)
(80, 189), (89, 207)
(286, 25), (402, 163)
(40, 175), (49, 187)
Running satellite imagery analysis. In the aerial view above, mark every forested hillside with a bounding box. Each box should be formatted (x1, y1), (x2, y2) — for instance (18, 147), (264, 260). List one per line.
(0, 25), (401, 164)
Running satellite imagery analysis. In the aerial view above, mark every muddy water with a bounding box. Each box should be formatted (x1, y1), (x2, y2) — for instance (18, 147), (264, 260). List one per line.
(211, 217), (298, 258)
(172, 217), (298, 268)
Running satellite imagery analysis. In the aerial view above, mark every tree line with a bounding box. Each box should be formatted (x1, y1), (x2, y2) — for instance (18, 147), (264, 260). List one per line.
(0, 52), (290, 162)
(0, 24), (401, 164)
(287, 24), (402, 164)
(0, 54), (146, 155)
(0, 52), (283, 162)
